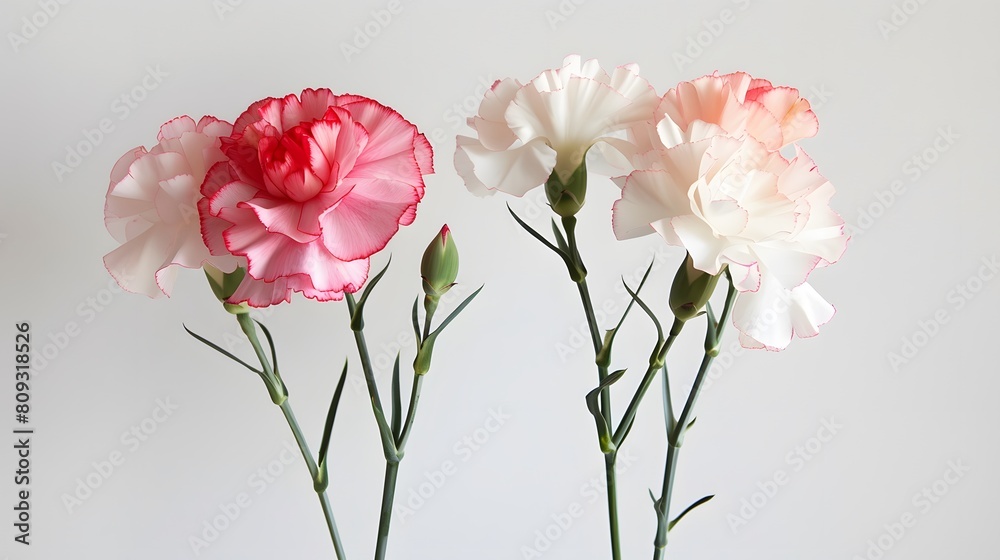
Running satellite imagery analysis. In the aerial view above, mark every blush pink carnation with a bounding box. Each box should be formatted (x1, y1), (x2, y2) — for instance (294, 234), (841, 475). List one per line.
(654, 71), (818, 151)
(200, 89), (433, 307)
(104, 116), (240, 297)
(613, 134), (847, 350)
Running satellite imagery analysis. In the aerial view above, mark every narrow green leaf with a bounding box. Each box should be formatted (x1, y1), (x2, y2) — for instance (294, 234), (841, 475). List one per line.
(429, 285), (484, 338)
(318, 360), (349, 470)
(550, 218), (570, 254)
(253, 320), (289, 397)
(253, 320), (279, 375)
(411, 296), (422, 345)
(183, 325), (263, 376)
(597, 260), (656, 367)
(350, 257), (392, 331)
(704, 303), (719, 356)
(585, 369), (627, 453)
(623, 280), (664, 351)
(508, 204), (565, 257)
(668, 495), (715, 531)
(390, 353), (402, 442)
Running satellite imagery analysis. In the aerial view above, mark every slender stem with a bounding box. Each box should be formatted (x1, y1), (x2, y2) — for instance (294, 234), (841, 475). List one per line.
(422, 295), (438, 341)
(562, 216), (620, 560)
(281, 401), (348, 560)
(374, 461), (400, 560)
(375, 374), (423, 560)
(279, 401), (320, 478)
(319, 492), (347, 559)
(344, 294), (397, 460)
(234, 315), (347, 559)
(604, 452), (621, 558)
(652, 281), (737, 559)
(611, 329), (681, 446)
(397, 374), (425, 453)
(652, 443), (680, 560)
(345, 293), (410, 560)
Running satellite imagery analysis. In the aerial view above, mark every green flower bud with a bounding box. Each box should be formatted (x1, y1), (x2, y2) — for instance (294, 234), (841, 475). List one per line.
(421, 225), (460, 298)
(669, 253), (722, 322)
(204, 265), (249, 314)
(545, 160), (587, 218)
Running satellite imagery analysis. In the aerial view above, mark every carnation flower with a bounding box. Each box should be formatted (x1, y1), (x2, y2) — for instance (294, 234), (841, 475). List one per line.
(654, 71), (818, 150)
(104, 116), (240, 297)
(455, 55), (659, 201)
(613, 134), (847, 350)
(200, 89), (433, 307)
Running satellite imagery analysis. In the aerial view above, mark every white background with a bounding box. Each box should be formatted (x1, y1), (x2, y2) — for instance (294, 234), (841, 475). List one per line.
(2, 0), (998, 559)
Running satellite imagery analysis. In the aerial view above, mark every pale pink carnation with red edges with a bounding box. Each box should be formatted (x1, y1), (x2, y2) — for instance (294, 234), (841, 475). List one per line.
(200, 88), (433, 307)
(654, 71), (819, 151)
(104, 115), (240, 298)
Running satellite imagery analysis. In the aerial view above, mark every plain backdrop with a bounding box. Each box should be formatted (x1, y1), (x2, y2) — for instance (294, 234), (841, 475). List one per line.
(2, 1), (998, 559)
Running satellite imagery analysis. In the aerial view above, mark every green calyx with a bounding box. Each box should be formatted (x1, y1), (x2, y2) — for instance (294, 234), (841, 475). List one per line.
(545, 161), (588, 218)
(669, 254), (723, 322)
(204, 265), (248, 313)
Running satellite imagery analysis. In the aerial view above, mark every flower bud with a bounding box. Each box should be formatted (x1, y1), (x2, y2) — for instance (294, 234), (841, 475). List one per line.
(545, 161), (587, 218)
(669, 254), (722, 322)
(421, 225), (460, 298)
(204, 265), (249, 314)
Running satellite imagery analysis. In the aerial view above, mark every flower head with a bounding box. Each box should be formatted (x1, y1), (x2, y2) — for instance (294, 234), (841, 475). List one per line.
(613, 132), (847, 350)
(654, 72), (818, 150)
(200, 89), (433, 307)
(455, 55), (659, 206)
(104, 116), (240, 297)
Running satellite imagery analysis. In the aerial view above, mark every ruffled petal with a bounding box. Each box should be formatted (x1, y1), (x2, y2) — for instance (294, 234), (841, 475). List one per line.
(320, 178), (421, 260)
(455, 135), (556, 197)
(732, 277), (834, 350)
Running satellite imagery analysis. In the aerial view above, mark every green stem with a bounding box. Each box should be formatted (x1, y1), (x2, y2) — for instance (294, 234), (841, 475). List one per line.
(612, 323), (682, 447)
(605, 452), (621, 557)
(652, 442), (679, 560)
(562, 216), (620, 560)
(345, 294), (397, 461)
(397, 374), (425, 453)
(281, 401), (348, 560)
(422, 295), (438, 341)
(374, 461), (400, 560)
(345, 293), (412, 560)
(652, 281), (737, 559)
(236, 314), (347, 559)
